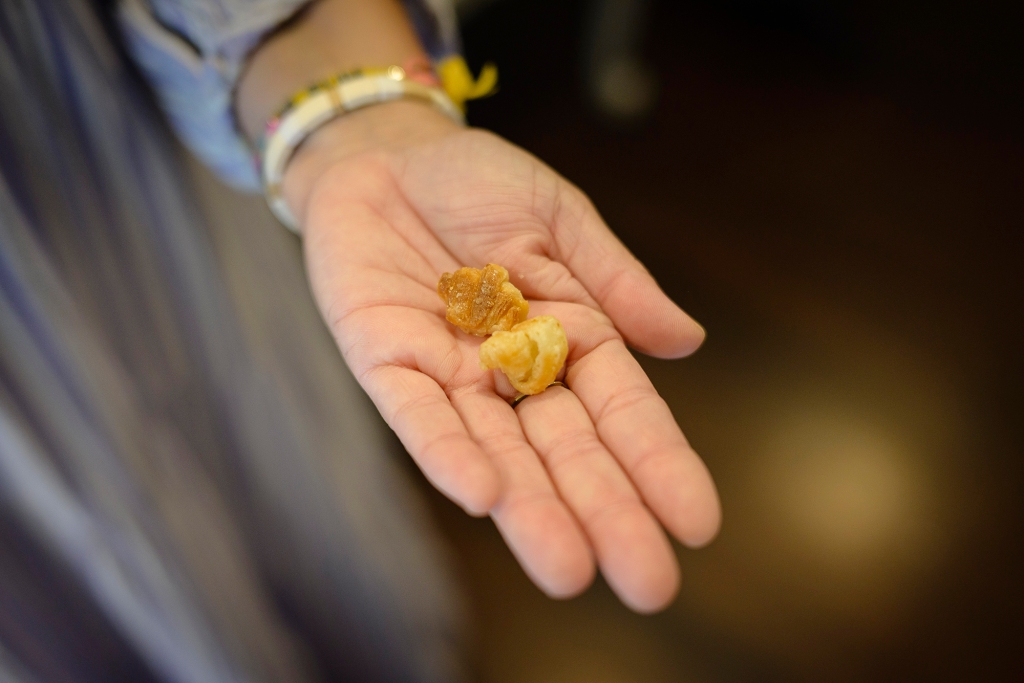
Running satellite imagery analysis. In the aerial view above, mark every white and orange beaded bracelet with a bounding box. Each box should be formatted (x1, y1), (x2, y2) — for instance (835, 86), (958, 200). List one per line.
(258, 64), (465, 232)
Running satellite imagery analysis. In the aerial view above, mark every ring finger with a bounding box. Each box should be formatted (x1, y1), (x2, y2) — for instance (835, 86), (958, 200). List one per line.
(515, 384), (680, 613)
(450, 385), (595, 597)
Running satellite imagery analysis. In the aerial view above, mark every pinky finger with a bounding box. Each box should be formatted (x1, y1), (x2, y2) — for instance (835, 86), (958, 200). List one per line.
(365, 365), (501, 515)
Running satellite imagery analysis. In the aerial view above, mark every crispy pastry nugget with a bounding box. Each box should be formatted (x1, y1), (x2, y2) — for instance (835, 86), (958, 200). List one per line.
(437, 264), (529, 336)
(479, 316), (568, 395)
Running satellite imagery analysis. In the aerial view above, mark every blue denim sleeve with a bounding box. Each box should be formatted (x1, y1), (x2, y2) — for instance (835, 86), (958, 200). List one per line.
(117, 0), (460, 191)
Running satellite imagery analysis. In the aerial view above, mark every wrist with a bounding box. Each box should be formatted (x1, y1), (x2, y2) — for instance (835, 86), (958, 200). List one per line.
(236, 0), (428, 141)
(280, 99), (462, 227)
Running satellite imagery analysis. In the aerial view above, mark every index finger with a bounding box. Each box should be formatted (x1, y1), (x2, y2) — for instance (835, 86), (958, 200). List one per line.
(549, 185), (706, 359)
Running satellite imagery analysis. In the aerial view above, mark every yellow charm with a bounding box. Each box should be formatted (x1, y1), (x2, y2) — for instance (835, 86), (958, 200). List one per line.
(437, 56), (499, 110)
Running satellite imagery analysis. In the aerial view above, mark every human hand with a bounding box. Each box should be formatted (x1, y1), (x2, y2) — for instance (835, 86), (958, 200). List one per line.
(284, 101), (721, 613)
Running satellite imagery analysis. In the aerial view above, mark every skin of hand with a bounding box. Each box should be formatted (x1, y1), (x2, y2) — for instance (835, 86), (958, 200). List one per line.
(280, 99), (722, 613)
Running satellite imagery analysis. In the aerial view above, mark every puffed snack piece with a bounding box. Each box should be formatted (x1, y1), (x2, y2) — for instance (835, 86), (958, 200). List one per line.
(479, 316), (569, 395)
(437, 264), (530, 336)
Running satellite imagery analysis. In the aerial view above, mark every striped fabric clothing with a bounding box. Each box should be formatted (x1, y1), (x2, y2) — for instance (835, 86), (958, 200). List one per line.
(0, 1), (465, 681)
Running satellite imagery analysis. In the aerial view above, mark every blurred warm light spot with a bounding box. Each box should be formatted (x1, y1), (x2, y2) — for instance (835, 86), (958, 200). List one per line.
(766, 412), (933, 571)
(706, 390), (960, 643)
(668, 355), (970, 663)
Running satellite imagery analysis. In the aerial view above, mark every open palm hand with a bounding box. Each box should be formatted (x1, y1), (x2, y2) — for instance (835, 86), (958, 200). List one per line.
(291, 104), (720, 612)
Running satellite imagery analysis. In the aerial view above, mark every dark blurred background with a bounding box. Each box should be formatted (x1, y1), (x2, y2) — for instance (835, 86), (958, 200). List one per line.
(422, 0), (1024, 680)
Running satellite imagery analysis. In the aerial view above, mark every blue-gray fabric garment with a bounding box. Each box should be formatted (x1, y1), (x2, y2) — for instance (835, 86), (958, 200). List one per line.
(0, 1), (466, 681)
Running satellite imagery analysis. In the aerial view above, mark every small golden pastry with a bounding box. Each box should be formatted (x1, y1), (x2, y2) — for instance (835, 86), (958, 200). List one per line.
(479, 316), (568, 395)
(437, 264), (530, 336)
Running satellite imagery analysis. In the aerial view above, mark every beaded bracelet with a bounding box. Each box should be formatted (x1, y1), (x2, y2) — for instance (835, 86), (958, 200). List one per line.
(258, 56), (497, 233)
